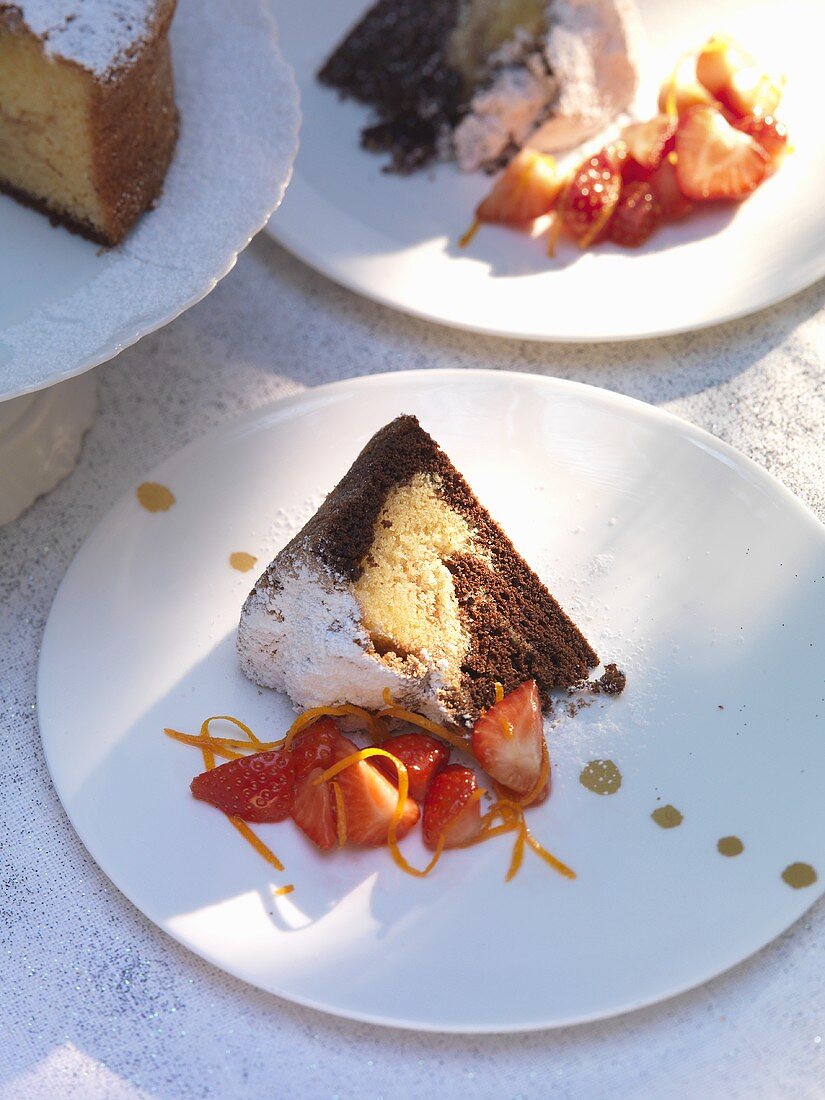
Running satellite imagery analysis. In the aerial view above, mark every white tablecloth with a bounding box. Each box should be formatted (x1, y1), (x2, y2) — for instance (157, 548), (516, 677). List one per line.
(2, 236), (824, 1099)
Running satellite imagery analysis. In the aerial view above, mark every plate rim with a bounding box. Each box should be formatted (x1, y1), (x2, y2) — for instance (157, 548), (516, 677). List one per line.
(0, 0), (301, 402)
(37, 368), (825, 1032)
(267, 215), (825, 345)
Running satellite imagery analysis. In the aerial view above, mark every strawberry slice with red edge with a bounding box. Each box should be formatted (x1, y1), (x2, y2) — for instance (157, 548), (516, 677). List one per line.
(675, 105), (768, 201)
(292, 766), (338, 851)
(609, 181), (662, 248)
(734, 113), (788, 172)
(557, 145), (623, 247)
(190, 747), (296, 823)
(373, 733), (450, 802)
(471, 680), (545, 795)
(422, 765), (483, 850)
(289, 718), (341, 780)
(331, 735), (420, 846)
(648, 157), (694, 220)
(621, 114), (677, 172)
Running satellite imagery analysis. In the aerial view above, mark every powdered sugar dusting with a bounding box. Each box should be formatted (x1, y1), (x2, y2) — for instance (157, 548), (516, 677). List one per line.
(453, 0), (643, 171)
(12, 0), (168, 75)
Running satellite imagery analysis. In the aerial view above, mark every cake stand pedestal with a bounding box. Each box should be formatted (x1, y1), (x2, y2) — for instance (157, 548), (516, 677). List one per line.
(0, 374), (97, 527)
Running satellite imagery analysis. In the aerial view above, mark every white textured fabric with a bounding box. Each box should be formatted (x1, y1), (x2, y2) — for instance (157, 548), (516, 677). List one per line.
(1, 236), (824, 1099)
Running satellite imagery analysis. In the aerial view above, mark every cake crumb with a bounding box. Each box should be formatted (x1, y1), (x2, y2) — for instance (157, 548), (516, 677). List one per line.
(591, 662), (626, 696)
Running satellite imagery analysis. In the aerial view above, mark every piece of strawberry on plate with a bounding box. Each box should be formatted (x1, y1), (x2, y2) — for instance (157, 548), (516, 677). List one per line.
(331, 736), (420, 847)
(422, 765), (483, 850)
(373, 733), (450, 802)
(471, 680), (545, 796)
(190, 747), (296, 823)
(676, 105), (768, 201)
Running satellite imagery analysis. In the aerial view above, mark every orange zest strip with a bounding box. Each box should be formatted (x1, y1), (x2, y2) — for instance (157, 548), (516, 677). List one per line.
(314, 747), (445, 878)
(525, 832), (576, 880)
(274, 884), (295, 897)
(200, 717), (215, 772)
(283, 704), (384, 750)
(228, 817), (285, 872)
(506, 822), (527, 882)
(200, 714), (266, 747)
(546, 212), (562, 257)
(331, 780), (347, 848)
(498, 716), (515, 739)
(459, 219), (480, 248)
(164, 728), (245, 761)
(377, 695), (471, 753)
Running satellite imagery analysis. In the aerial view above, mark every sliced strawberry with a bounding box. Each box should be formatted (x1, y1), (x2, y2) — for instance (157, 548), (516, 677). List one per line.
(422, 765), (483, 850)
(621, 157), (655, 185)
(734, 113), (788, 172)
(190, 748), (295, 823)
(609, 181), (662, 248)
(373, 733), (450, 802)
(292, 766), (337, 851)
(717, 66), (782, 120)
(675, 106), (768, 201)
(557, 145), (623, 248)
(471, 680), (544, 795)
(288, 718), (340, 780)
(332, 736), (420, 846)
(658, 54), (716, 116)
(695, 36), (755, 97)
(475, 148), (563, 227)
(621, 114), (677, 172)
(648, 157), (694, 220)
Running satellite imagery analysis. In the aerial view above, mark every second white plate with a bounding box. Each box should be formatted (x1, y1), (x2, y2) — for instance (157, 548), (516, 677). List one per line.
(38, 370), (825, 1031)
(266, 0), (825, 341)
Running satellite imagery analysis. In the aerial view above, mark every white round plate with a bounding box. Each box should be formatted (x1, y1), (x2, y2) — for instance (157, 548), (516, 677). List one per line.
(0, 0), (299, 401)
(39, 370), (825, 1032)
(266, 0), (824, 342)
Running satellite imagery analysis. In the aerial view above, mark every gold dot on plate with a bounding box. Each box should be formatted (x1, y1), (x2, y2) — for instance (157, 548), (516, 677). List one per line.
(717, 835), (744, 857)
(782, 862), (818, 889)
(229, 552), (258, 573)
(651, 804), (683, 829)
(136, 482), (175, 512)
(579, 759), (622, 795)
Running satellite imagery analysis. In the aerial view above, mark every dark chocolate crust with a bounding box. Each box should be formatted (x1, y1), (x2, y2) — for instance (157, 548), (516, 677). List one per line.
(318, 0), (464, 174)
(276, 414), (599, 718)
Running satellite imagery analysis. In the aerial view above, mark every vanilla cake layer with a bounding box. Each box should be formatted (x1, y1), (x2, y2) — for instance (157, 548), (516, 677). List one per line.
(0, 1), (177, 245)
(238, 416), (598, 728)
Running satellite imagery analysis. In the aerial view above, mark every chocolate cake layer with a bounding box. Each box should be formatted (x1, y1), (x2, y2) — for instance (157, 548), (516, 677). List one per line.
(317, 0), (464, 173)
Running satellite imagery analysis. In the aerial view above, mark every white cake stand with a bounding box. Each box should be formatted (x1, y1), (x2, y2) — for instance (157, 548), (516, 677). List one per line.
(0, 0), (300, 525)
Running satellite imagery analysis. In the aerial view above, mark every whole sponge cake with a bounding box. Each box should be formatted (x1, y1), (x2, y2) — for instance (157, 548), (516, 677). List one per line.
(238, 415), (598, 728)
(0, 0), (178, 245)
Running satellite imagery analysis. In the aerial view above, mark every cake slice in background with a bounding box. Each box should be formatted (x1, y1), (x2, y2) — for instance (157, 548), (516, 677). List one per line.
(238, 415), (598, 728)
(0, 0), (178, 245)
(318, 0), (642, 174)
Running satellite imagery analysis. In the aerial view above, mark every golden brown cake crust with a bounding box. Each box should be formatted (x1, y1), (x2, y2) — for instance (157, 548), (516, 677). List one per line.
(89, 7), (178, 244)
